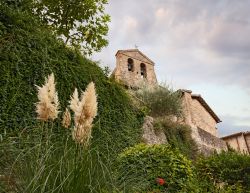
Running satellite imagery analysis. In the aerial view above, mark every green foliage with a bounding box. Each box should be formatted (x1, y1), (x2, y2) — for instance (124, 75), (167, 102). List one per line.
(34, 0), (110, 55)
(1, 0), (110, 55)
(0, 3), (143, 191)
(0, 2), (143, 157)
(134, 84), (182, 117)
(116, 144), (196, 193)
(0, 122), (116, 193)
(154, 118), (198, 159)
(196, 151), (250, 192)
(0, 0), (32, 10)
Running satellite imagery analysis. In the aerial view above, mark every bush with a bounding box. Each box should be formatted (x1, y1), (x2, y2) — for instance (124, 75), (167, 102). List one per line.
(154, 118), (198, 159)
(134, 84), (182, 117)
(196, 151), (250, 192)
(116, 144), (196, 193)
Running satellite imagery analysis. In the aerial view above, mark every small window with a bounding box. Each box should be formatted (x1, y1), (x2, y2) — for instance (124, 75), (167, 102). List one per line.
(140, 63), (146, 78)
(128, 58), (134, 72)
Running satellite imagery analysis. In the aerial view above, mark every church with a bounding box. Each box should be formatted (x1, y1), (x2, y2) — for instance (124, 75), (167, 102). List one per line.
(112, 49), (227, 154)
(112, 49), (157, 88)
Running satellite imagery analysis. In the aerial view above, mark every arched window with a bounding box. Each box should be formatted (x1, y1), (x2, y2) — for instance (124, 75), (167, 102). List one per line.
(127, 58), (134, 72)
(140, 63), (147, 78)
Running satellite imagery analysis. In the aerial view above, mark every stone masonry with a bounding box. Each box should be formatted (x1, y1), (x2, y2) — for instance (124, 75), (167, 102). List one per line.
(179, 90), (227, 153)
(112, 49), (228, 154)
(222, 132), (250, 154)
(112, 49), (157, 88)
(180, 90), (220, 136)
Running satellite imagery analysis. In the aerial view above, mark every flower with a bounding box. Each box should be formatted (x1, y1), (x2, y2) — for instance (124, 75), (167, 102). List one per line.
(156, 177), (165, 186)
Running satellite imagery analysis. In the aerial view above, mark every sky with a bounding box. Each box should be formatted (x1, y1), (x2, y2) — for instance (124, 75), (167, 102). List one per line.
(92, 0), (250, 137)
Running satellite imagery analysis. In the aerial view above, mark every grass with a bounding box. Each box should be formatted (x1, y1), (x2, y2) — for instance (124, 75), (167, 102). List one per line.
(0, 122), (116, 193)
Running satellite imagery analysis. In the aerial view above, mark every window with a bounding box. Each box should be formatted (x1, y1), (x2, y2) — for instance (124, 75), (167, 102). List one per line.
(140, 63), (146, 78)
(127, 58), (134, 71)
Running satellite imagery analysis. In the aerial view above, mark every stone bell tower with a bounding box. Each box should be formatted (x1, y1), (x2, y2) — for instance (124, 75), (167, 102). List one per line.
(112, 49), (157, 88)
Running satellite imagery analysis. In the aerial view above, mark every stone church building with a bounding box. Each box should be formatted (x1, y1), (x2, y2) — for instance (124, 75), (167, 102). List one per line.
(180, 89), (227, 154)
(112, 49), (157, 88)
(112, 49), (227, 154)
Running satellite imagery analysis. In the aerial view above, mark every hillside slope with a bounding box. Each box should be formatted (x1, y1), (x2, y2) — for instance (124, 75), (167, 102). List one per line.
(0, 3), (143, 154)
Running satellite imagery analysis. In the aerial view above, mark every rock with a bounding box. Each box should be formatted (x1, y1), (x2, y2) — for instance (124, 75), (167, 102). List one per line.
(142, 116), (167, 144)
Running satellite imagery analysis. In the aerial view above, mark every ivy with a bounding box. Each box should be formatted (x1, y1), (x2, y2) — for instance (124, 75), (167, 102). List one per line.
(0, 3), (143, 156)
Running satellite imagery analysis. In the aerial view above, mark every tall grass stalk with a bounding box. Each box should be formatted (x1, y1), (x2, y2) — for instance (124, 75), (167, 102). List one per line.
(0, 122), (115, 193)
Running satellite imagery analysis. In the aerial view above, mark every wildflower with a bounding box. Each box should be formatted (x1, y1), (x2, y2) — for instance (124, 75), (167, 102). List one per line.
(156, 177), (165, 186)
(62, 108), (71, 128)
(69, 82), (98, 146)
(35, 73), (59, 121)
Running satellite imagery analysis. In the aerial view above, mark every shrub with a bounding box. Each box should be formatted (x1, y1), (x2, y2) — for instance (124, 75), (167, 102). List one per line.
(154, 118), (198, 159)
(116, 144), (196, 193)
(134, 84), (182, 117)
(196, 151), (250, 192)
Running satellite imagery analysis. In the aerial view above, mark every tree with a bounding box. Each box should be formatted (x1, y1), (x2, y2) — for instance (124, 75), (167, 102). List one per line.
(34, 0), (110, 55)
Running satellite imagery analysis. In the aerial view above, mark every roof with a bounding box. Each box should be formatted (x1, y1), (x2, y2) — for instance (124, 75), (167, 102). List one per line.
(115, 49), (155, 65)
(179, 89), (222, 123)
(221, 131), (250, 139)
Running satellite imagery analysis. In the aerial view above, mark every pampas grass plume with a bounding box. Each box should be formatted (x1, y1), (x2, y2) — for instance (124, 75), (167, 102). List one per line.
(69, 82), (98, 145)
(35, 73), (59, 121)
(81, 82), (97, 120)
(62, 108), (71, 128)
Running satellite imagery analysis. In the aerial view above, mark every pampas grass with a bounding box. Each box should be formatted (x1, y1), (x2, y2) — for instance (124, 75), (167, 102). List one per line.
(35, 73), (59, 121)
(35, 73), (97, 146)
(69, 82), (98, 146)
(62, 108), (71, 128)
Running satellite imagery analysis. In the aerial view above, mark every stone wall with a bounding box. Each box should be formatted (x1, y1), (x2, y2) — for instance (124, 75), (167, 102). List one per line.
(180, 90), (226, 155)
(142, 116), (227, 156)
(191, 99), (218, 136)
(113, 50), (157, 87)
(196, 127), (227, 156)
(222, 132), (250, 154)
(181, 91), (218, 137)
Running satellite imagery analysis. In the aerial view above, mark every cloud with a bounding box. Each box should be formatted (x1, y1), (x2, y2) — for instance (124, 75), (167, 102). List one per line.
(95, 0), (250, 90)
(92, 0), (250, 135)
(218, 115), (250, 137)
(206, 20), (250, 58)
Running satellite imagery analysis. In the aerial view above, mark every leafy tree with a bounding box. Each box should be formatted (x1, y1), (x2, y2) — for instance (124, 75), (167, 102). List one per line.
(33, 0), (110, 55)
(1, 0), (110, 55)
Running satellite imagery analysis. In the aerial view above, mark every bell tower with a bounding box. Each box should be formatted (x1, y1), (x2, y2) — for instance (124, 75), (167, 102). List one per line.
(112, 49), (157, 88)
